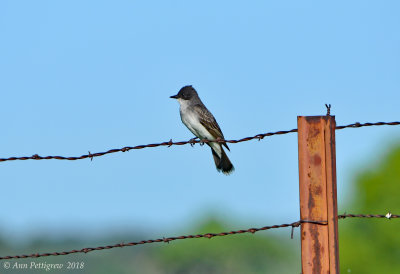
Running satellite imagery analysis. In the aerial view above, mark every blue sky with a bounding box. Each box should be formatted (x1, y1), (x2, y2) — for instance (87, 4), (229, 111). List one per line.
(1, 1), (399, 242)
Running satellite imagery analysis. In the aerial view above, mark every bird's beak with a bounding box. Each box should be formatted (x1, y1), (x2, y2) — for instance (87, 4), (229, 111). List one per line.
(170, 94), (178, 99)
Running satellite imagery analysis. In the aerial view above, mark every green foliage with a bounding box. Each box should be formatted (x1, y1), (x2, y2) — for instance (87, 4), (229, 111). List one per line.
(154, 217), (299, 274)
(0, 218), (299, 274)
(340, 144), (400, 274)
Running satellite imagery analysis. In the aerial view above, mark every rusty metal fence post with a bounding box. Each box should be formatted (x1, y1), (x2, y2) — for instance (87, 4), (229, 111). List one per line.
(297, 116), (340, 274)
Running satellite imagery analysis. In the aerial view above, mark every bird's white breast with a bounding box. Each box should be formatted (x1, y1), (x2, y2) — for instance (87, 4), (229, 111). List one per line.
(178, 99), (216, 142)
(177, 98), (222, 157)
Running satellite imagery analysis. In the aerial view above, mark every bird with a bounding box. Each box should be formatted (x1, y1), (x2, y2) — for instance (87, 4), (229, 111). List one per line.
(170, 85), (234, 175)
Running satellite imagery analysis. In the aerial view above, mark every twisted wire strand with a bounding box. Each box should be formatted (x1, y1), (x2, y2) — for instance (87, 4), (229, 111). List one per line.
(1, 213), (398, 260)
(0, 220), (310, 260)
(339, 213), (399, 219)
(1, 121), (398, 162)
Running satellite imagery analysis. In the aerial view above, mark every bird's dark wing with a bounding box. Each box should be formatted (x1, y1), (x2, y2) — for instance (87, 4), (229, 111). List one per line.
(193, 104), (230, 151)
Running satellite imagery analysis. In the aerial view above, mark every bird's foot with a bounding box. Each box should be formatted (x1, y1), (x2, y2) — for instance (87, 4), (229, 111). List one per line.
(189, 137), (199, 147)
(199, 138), (208, 146)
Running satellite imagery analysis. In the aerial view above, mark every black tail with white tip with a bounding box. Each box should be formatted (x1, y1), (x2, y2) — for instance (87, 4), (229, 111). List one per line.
(211, 147), (234, 175)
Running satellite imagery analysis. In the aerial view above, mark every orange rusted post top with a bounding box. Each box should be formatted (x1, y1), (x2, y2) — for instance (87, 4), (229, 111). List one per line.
(297, 116), (340, 274)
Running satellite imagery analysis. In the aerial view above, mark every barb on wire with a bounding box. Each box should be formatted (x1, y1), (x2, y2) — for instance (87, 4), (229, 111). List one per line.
(0, 220), (327, 260)
(0, 121), (399, 163)
(325, 104), (331, 116)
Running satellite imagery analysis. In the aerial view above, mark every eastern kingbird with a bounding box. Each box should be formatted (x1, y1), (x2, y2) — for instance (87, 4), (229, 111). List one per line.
(170, 85), (234, 175)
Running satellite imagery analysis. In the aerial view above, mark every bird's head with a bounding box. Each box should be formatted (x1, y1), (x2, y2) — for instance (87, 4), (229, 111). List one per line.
(170, 85), (198, 101)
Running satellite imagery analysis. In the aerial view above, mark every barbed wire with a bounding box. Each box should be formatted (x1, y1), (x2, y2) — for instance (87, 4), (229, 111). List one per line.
(0, 121), (399, 163)
(0, 220), (320, 260)
(0, 213), (398, 260)
(335, 121), (400, 130)
(339, 213), (399, 219)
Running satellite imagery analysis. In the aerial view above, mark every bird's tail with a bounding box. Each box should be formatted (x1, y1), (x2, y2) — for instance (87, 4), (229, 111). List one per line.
(211, 146), (234, 175)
